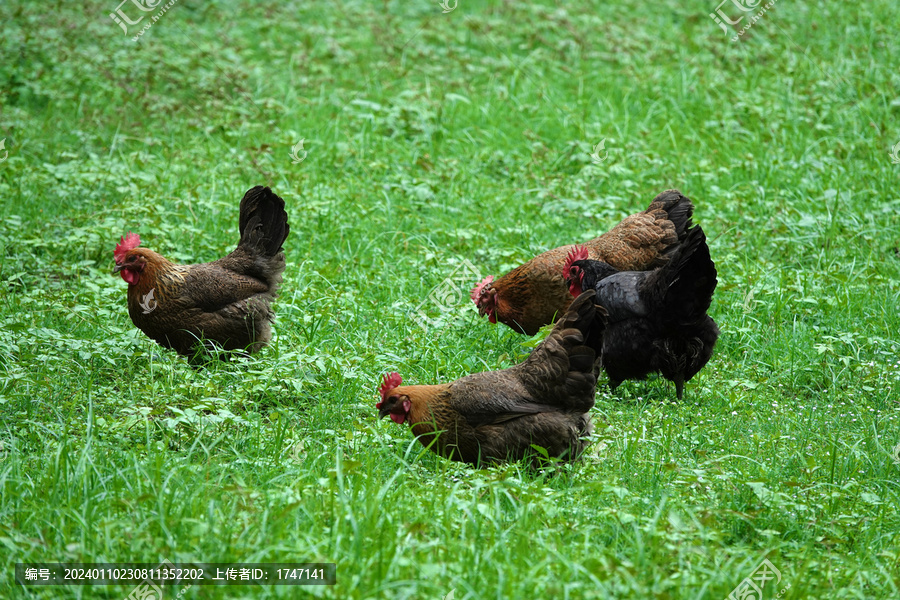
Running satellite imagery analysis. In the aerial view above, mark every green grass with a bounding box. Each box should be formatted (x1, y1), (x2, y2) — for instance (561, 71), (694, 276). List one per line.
(1, 0), (899, 598)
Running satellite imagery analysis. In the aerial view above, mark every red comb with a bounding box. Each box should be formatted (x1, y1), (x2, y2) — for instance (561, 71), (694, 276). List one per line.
(563, 245), (589, 280)
(469, 275), (494, 303)
(114, 232), (141, 264)
(376, 372), (403, 408)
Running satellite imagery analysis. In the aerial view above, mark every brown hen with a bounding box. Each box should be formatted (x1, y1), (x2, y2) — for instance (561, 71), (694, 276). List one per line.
(377, 290), (607, 466)
(471, 189), (694, 335)
(113, 186), (289, 359)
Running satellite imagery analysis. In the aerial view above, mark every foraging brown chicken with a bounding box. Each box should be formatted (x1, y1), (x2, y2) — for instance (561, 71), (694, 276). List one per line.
(470, 189), (694, 335)
(376, 290), (607, 466)
(113, 186), (290, 358)
(564, 225), (718, 399)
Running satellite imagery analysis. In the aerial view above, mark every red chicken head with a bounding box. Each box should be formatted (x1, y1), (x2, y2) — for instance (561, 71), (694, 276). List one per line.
(113, 232), (148, 285)
(563, 245), (589, 297)
(376, 372), (409, 424)
(470, 275), (498, 323)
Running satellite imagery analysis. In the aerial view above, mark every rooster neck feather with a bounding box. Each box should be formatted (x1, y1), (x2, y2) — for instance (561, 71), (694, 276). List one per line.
(126, 254), (183, 301)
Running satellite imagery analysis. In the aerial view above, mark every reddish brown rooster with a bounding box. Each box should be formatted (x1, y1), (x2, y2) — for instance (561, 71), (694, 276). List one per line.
(471, 189), (694, 335)
(376, 290), (607, 466)
(113, 186), (290, 359)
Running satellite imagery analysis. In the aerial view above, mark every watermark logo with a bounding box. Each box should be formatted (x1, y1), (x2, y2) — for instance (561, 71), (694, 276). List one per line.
(124, 578), (162, 600)
(726, 558), (789, 600)
(590, 139), (608, 164)
(439, 0), (458, 14)
(290, 441), (305, 462)
(710, 0), (759, 33)
(0, 138), (8, 162)
(110, 0), (180, 41)
(110, 0), (160, 35)
(290, 139), (308, 164)
(123, 559), (192, 600)
(891, 442), (900, 465)
(890, 141), (900, 165)
(412, 259), (482, 331)
(139, 288), (158, 314)
(123, 558), (170, 600)
(710, 0), (776, 41)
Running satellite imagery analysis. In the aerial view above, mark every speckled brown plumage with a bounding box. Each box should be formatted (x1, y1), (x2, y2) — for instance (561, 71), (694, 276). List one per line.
(377, 291), (607, 466)
(472, 189), (694, 335)
(114, 186), (290, 359)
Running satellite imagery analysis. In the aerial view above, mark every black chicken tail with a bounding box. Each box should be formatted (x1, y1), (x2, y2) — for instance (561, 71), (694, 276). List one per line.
(558, 289), (608, 360)
(215, 186), (290, 290)
(238, 186), (290, 257)
(649, 189), (695, 242)
(657, 225), (718, 324)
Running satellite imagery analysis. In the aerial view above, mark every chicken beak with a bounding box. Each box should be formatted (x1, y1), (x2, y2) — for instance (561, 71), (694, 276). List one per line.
(112, 264), (124, 274)
(378, 407), (391, 420)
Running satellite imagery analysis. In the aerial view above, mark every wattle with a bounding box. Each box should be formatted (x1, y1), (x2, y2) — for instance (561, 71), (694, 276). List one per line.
(390, 412), (406, 425)
(121, 269), (139, 285)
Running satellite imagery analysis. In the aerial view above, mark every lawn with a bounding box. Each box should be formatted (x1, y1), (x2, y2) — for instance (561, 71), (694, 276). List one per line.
(1, 0), (899, 598)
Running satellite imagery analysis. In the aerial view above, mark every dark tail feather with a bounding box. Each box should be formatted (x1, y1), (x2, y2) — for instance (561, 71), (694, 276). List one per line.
(649, 189), (694, 241)
(658, 225), (718, 323)
(673, 374), (685, 401)
(557, 289), (608, 357)
(542, 290), (608, 412)
(238, 186), (290, 257)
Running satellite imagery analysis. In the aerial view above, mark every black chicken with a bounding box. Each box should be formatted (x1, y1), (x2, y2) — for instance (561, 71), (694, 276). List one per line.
(563, 225), (719, 399)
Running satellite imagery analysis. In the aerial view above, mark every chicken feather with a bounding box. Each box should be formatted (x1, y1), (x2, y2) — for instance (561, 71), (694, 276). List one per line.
(113, 186), (290, 359)
(471, 189), (694, 335)
(377, 290), (607, 466)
